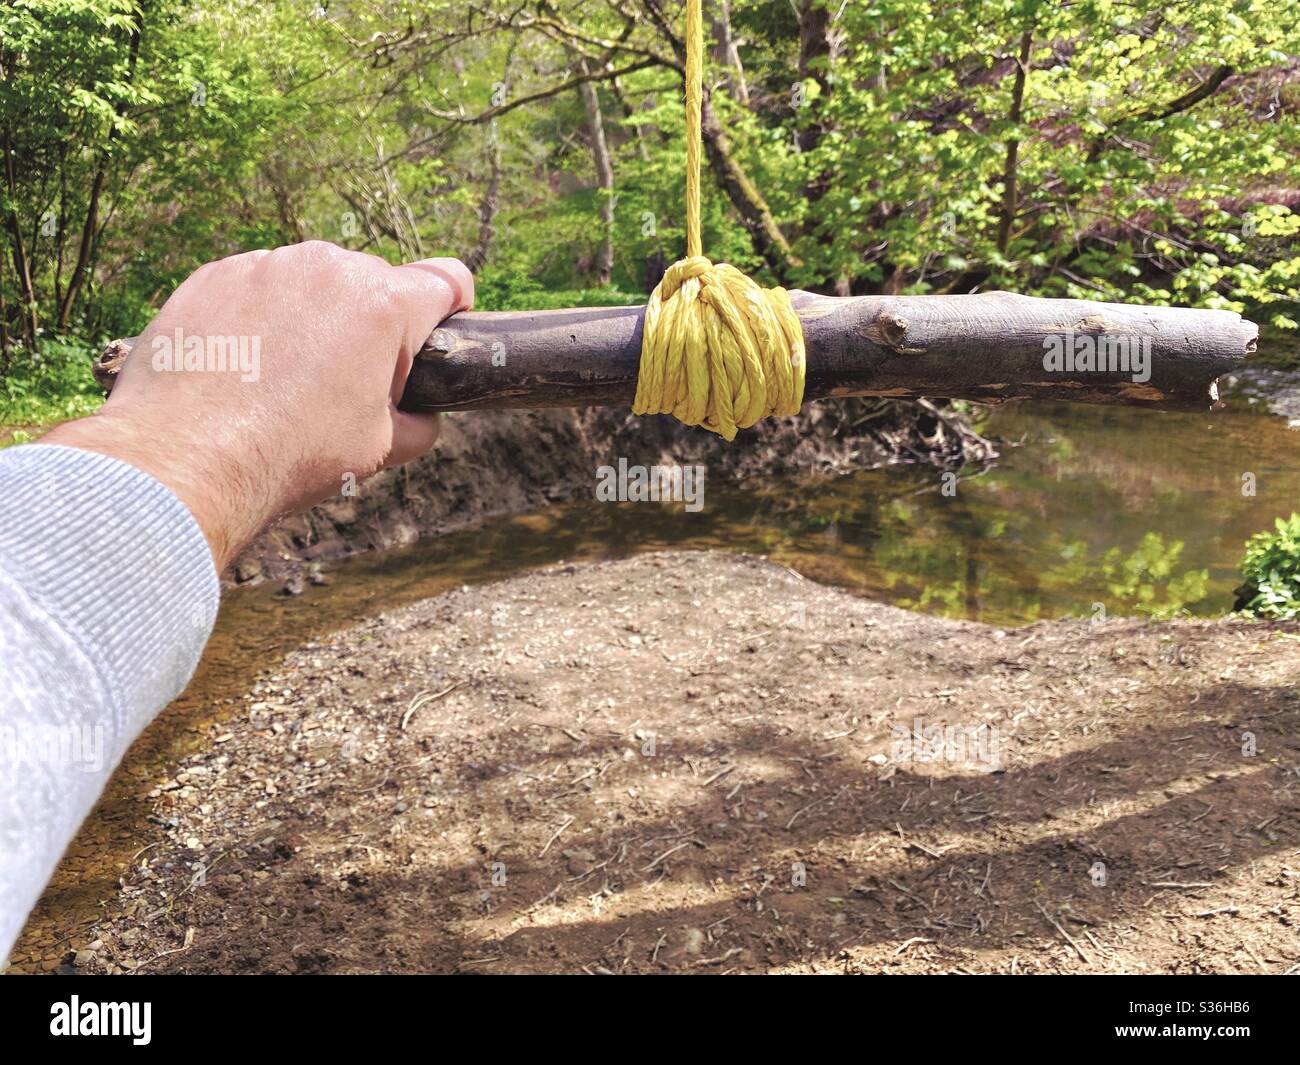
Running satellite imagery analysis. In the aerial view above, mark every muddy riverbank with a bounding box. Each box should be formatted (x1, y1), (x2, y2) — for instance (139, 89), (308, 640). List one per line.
(236, 399), (990, 587)
(26, 552), (1300, 975)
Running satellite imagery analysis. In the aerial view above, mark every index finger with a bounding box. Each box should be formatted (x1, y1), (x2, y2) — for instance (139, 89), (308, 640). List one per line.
(388, 257), (476, 404)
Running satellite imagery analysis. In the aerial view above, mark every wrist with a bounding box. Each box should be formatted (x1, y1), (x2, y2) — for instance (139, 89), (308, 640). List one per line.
(43, 408), (268, 573)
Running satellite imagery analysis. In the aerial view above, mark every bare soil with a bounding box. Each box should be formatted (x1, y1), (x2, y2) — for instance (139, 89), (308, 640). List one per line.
(50, 551), (1300, 975)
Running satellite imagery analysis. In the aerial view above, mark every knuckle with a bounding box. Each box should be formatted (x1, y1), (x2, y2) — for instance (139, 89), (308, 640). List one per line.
(187, 259), (220, 281)
(179, 254), (240, 290)
(296, 239), (346, 262)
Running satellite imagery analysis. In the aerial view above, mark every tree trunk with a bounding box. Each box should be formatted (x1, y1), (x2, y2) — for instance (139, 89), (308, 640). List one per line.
(58, 10), (144, 330)
(2, 132), (39, 345)
(641, 0), (797, 280)
(576, 62), (615, 286)
(465, 123), (502, 273)
(794, 0), (833, 155)
(995, 29), (1034, 256)
(699, 98), (796, 280)
(793, 0), (845, 252)
(53, 157), (68, 312)
(712, 0), (749, 105)
(0, 251), (10, 370)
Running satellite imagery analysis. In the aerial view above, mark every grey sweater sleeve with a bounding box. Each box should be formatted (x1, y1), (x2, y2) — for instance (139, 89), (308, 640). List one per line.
(0, 443), (219, 961)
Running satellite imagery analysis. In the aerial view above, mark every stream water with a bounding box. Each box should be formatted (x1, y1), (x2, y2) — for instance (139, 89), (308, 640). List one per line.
(233, 396), (1300, 629)
(14, 390), (1300, 964)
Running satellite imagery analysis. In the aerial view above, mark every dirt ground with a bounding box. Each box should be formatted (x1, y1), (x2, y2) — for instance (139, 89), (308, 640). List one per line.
(28, 550), (1297, 975)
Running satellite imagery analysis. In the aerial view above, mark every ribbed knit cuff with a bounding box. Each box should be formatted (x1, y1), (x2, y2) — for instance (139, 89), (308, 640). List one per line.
(0, 444), (220, 734)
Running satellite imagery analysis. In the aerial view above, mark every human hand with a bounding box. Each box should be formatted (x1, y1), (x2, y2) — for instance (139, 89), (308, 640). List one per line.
(45, 241), (473, 572)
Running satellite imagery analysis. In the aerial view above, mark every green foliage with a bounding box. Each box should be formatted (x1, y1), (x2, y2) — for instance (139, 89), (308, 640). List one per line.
(473, 268), (642, 312)
(2, 0), (1298, 423)
(0, 339), (103, 431)
(777, 0), (1300, 314)
(1, 0), (329, 338)
(1236, 514), (1300, 619)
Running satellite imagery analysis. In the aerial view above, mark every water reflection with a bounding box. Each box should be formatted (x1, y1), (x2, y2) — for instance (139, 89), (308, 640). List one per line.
(266, 399), (1298, 630)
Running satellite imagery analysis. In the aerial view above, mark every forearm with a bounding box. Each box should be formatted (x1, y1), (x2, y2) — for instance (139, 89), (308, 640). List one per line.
(0, 244), (471, 962)
(43, 409), (269, 573)
(0, 444), (219, 960)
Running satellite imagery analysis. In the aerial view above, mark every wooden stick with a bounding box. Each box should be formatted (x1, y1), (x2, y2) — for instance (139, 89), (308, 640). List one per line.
(94, 291), (1257, 413)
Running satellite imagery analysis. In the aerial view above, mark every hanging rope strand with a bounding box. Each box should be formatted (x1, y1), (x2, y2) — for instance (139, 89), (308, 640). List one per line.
(632, 0), (806, 442)
(683, 0), (703, 259)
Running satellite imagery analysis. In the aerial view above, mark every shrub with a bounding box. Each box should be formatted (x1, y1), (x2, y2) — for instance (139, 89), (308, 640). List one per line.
(1236, 514), (1300, 619)
(0, 338), (103, 434)
(472, 268), (642, 312)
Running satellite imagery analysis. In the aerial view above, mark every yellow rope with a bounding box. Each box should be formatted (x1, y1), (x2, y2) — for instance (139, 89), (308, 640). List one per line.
(632, 0), (805, 441)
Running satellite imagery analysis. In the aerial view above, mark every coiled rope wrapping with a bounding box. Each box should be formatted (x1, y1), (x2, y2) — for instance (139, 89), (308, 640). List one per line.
(632, 0), (805, 441)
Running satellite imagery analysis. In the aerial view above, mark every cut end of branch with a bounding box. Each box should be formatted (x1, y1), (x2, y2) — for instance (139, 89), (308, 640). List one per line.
(93, 338), (132, 392)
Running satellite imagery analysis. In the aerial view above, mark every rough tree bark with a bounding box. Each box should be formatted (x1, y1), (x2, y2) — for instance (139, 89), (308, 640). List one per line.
(98, 293), (1256, 415)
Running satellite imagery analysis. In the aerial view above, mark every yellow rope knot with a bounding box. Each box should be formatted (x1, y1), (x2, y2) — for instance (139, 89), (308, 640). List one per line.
(632, 0), (805, 441)
(633, 256), (805, 441)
